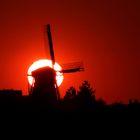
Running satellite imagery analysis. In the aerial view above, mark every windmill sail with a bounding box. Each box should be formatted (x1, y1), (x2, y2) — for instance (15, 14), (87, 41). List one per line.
(60, 61), (84, 73)
(46, 24), (55, 66)
(46, 24), (60, 99)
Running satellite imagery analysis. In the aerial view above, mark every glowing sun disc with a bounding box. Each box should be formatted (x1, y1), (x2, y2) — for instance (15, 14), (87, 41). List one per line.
(27, 59), (64, 87)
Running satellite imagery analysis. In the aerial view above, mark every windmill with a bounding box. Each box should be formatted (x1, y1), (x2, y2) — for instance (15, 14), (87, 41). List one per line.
(29, 24), (84, 101)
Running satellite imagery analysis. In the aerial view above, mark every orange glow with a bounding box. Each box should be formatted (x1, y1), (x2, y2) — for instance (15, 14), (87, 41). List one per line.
(27, 59), (64, 87)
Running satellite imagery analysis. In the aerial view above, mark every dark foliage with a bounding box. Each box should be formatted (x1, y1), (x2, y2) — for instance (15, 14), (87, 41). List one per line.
(0, 81), (140, 125)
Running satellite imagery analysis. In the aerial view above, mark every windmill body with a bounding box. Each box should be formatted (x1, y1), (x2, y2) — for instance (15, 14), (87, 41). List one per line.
(31, 67), (57, 100)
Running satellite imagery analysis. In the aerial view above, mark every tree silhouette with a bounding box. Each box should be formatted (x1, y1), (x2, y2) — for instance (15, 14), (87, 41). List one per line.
(64, 86), (76, 100)
(63, 86), (77, 111)
(77, 81), (96, 109)
(96, 98), (106, 107)
(78, 81), (95, 99)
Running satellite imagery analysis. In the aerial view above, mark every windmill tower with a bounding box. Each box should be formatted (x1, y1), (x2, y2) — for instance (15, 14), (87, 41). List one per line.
(29, 24), (84, 102)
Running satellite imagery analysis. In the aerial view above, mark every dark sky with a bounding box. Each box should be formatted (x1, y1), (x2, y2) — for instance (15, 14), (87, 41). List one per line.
(0, 0), (140, 103)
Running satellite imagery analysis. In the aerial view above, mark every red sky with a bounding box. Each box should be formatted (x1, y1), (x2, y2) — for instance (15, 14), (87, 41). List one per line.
(0, 0), (140, 104)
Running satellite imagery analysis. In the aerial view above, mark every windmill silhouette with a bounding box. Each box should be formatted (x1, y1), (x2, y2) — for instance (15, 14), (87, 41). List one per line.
(29, 24), (84, 102)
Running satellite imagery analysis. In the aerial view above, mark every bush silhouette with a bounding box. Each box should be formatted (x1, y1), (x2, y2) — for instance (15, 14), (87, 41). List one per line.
(64, 86), (76, 100)
(77, 80), (95, 104)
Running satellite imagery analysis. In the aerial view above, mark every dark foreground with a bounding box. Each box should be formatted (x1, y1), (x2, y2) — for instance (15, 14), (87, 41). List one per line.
(0, 96), (139, 138)
(0, 96), (140, 123)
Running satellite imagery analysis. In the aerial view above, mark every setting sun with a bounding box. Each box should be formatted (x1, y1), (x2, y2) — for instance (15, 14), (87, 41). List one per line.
(27, 59), (64, 87)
